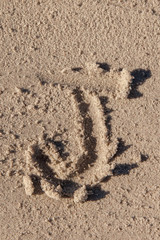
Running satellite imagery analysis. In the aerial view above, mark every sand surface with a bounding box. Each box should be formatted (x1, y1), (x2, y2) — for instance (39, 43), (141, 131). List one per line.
(0, 0), (160, 239)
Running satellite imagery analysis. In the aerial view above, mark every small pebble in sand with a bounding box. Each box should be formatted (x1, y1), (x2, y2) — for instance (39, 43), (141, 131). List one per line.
(74, 185), (88, 203)
(41, 179), (62, 200)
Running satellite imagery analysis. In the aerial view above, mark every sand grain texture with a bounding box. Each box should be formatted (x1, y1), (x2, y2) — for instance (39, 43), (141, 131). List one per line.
(0, 0), (160, 239)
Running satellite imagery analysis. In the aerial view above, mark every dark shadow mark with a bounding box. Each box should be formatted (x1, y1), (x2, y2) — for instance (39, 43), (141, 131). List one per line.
(0, 158), (7, 164)
(8, 170), (16, 176)
(0, 129), (5, 135)
(109, 138), (132, 163)
(28, 144), (81, 197)
(44, 133), (69, 160)
(20, 88), (30, 94)
(72, 88), (97, 174)
(54, 140), (69, 159)
(99, 96), (113, 141)
(87, 185), (110, 201)
(128, 69), (151, 99)
(31, 175), (43, 195)
(32, 46), (39, 51)
(14, 134), (20, 139)
(71, 67), (83, 72)
(141, 153), (149, 162)
(77, 2), (82, 7)
(36, 73), (48, 85)
(96, 62), (110, 71)
(101, 175), (112, 183)
(24, 145), (60, 192)
(11, 28), (17, 33)
(61, 180), (80, 197)
(112, 163), (138, 176)
(152, 8), (159, 16)
(106, 115), (112, 141)
(31, 145), (57, 180)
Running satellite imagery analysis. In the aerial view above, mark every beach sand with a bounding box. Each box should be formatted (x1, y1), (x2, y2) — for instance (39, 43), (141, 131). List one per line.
(0, 1), (160, 239)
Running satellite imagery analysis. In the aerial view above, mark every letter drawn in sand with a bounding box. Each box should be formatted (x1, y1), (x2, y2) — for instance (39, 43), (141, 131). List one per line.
(22, 67), (132, 203)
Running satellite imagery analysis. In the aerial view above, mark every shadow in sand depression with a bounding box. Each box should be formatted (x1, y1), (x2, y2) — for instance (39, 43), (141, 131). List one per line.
(112, 163), (138, 176)
(128, 69), (151, 99)
(72, 87), (97, 175)
(87, 185), (110, 201)
(109, 138), (132, 163)
(96, 62), (110, 72)
(43, 133), (70, 160)
(99, 96), (113, 142)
